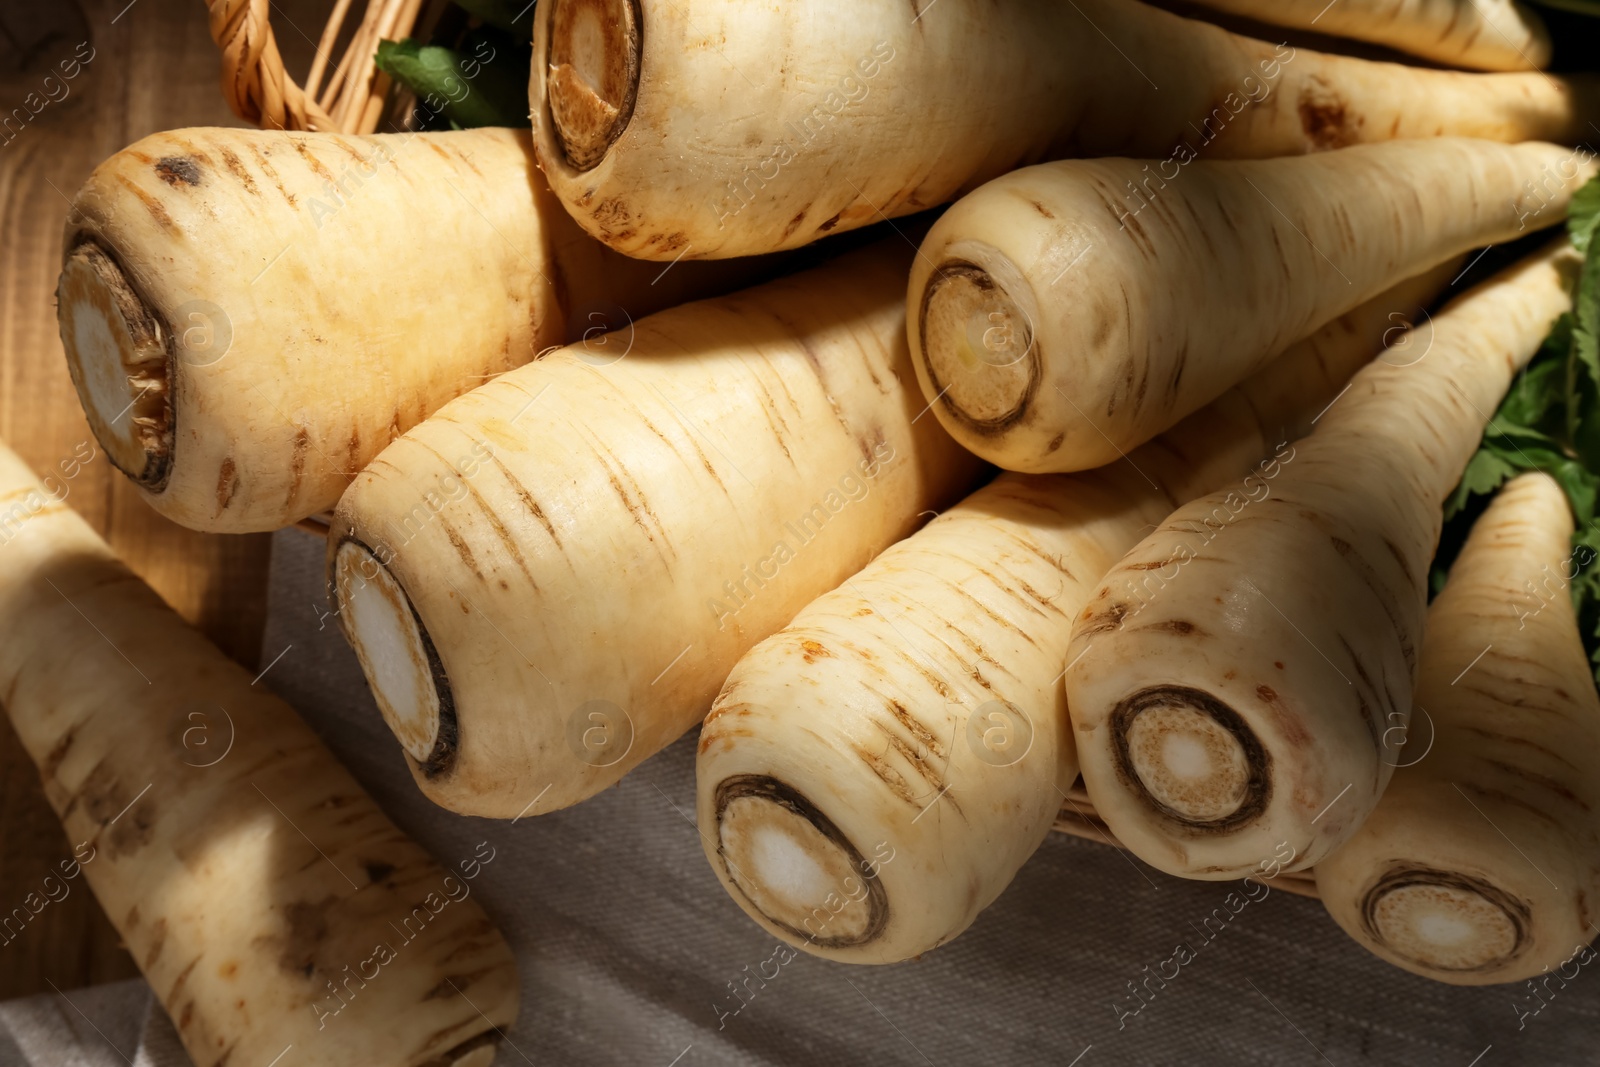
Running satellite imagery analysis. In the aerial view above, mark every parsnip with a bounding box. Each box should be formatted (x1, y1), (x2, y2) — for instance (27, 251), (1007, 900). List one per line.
(0, 441), (517, 1066)
(695, 264), (1458, 963)
(1183, 0), (1550, 72)
(908, 138), (1594, 473)
(327, 243), (983, 818)
(1316, 473), (1600, 984)
(57, 126), (752, 533)
(1064, 241), (1579, 880)
(529, 0), (1600, 259)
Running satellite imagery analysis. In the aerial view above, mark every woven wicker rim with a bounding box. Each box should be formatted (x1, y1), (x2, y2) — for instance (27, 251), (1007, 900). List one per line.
(205, 0), (430, 133)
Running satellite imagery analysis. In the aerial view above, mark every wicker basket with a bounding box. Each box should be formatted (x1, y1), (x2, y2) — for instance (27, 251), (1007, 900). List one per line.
(205, 0), (437, 133)
(213, 0), (1323, 902)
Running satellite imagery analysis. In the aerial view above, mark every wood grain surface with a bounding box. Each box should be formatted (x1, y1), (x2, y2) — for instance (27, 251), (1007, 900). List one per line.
(0, 0), (325, 999)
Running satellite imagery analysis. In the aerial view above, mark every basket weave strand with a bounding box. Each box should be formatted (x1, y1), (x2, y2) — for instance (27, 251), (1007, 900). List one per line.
(205, 0), (429, 133)
(206, 0), (338, 130)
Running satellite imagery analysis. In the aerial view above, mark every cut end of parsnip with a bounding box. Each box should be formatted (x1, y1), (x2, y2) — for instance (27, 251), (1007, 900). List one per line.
(1112, 685), (1268, 830)
(1362, 868), (1528, 974)
(333, 538), (457, 774)
(57, 242), (172, 490)
(546, 0), (641, 170)
(714, 775), (887, 949)
(917, 256), (1038, 436)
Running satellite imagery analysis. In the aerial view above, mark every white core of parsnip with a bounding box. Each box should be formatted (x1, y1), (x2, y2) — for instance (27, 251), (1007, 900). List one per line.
(530, 0), (1599, 259)
(693, 263), (1460, 963)
(1065, 241), (1581, 880)
(334, 539), (442, 764)
(56, 126), (757, 533)
(0, 441), (518, 1066)
(329, 242), (984, 818)
(909, 139), (1596, 473)
(1184, 0), (1549, 72)
(1317, 473), (1600, 984)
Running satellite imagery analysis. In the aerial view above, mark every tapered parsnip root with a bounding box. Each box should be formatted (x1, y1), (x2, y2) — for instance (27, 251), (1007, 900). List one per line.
(695, 264), (1459, 963)
(1065, 242), (1580, 880)
(1317, 474), (1600, 984)
(909, 139), (1594, 472)
(531, 0), (1600, 259)
(328, 243), (983, 818)
(0, 441), (517, 1066)
(57, 127), (756, 533)
(1184, 0), (1550, 71)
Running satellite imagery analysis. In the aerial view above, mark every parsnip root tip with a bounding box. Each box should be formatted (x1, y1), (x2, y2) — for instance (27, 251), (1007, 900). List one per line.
(57, 242), (172, 490)
(333, 538), (457, 775)
(1362, 868), (1529, 974)
(917, 257), (1039, 435)
(546, 0), (642, 170)
(1111, 685), (1269, 830)
(714, 775), (887, 949)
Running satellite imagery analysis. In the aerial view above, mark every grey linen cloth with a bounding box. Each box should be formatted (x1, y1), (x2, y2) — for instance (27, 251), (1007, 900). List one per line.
(4, 527), (1599, 1066)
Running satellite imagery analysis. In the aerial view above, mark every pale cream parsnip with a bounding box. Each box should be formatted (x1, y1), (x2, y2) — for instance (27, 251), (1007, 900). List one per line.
(0, 441), (517, 1066)
(1317, 473), (1600, 985)
(1065, 242), (1580, 880)
(328, 243), (984, 819)
(695, 264), (1458, 963)
(1184, 0), (1550, 71)
(57, 127), (753, 533)
(908, 139), (1595, 473)
(530, 0), (1600, 258)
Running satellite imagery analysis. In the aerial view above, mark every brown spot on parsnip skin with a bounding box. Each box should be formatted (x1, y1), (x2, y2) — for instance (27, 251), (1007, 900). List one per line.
(1144, 619), (1200, 635)
(1031, 200), (1055, 219)
(816, 210), (844, 232)
(592, 197), (632, 237)
(488, 453), (562, 548)
(154, 156), (201, 186)
(781, 207), (810, 239)
(217, 147), (258, 195)
(286, 429), (310, 507)
(363, 860), (396, 885)
(799, 639), (831, 663)
(885, 699), (946, 761)
(1076, 601), (1128, 635)
(1046, 433), (1065, 453)
(1381, 536), (1413, 583)
(167, 954), (201, 1004)
(216, 457), (239, 510)
(289, 137), (336, 185)
(651, 231), (689, 254)
(114, 175), (176, 231)
(144, 917), (168, 968)
(1298, 81), (1358, 149)
(855, 743), (922, 807)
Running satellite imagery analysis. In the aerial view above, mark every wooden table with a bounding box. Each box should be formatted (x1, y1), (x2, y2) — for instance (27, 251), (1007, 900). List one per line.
(0, 0), (324, 999)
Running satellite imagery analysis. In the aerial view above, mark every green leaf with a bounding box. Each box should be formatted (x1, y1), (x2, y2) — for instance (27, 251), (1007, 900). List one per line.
(1443, 447), (1517, 520)
(1570, 177), (1600, 254)
(374, 34), (531, 129)
(1498, 344), (1567, 431)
